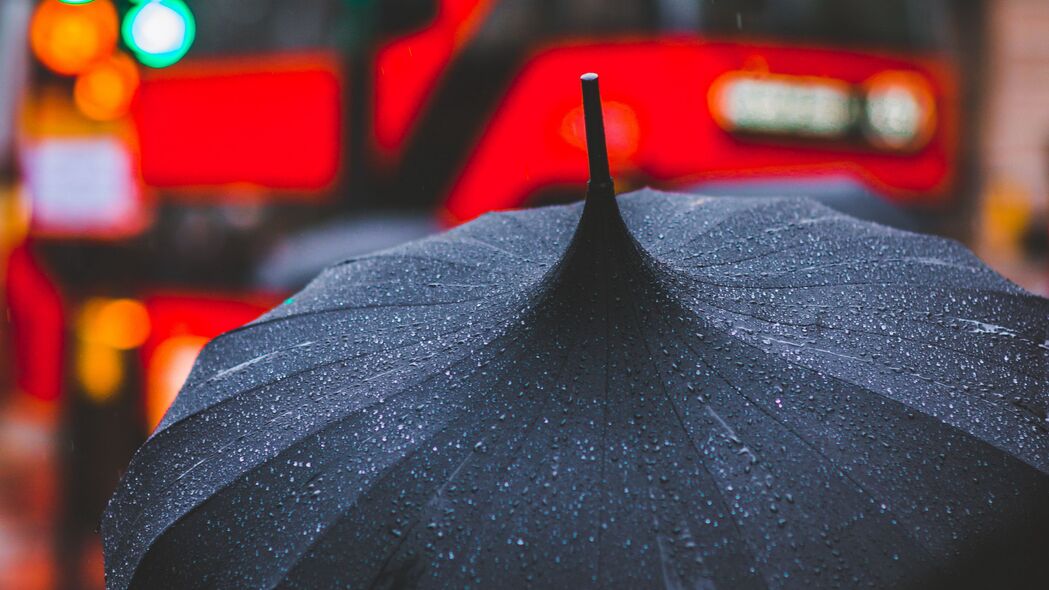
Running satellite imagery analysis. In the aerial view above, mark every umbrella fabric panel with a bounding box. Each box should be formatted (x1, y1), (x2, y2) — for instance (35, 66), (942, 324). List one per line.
(103, 189), (1049, 589)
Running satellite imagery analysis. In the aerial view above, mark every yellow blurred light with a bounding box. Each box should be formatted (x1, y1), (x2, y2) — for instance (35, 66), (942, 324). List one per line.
(74, 53), (140, 121)
(77, 340), (123, 402)
(146, 335), (208, 431)
(79, 297), (151, 350)
(30, 0), (118, 76)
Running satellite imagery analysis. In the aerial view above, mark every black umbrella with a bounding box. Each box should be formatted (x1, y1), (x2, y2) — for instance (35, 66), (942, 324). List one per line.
(103, 74), (1049, 589)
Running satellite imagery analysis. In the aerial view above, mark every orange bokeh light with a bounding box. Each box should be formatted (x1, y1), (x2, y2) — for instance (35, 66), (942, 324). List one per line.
(74, 53), (140, 120)
(560, 101), (641, 165)
(79, 297), (151, 350)
(30, 0), (119, 76)
(146, 335), (207, 431)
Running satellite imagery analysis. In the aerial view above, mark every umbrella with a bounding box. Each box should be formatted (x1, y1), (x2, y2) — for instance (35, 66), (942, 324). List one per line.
(103, 74), (1049, 589)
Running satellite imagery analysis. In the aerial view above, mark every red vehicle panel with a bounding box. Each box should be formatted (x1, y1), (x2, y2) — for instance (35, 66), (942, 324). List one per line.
(132, 54), (343, 194)
(445, 40), (956, 222)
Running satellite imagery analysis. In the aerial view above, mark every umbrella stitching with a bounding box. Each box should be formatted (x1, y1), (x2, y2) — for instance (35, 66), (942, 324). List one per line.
(648, 267), (958, 570)
(218, 327), (542, 590)
(118, 264), (568, 581)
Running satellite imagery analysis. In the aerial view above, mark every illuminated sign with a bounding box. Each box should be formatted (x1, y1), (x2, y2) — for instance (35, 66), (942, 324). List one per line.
(22, 136), (144, 237)
(709, 69), (937, 152)
(709, 72), (857, 139)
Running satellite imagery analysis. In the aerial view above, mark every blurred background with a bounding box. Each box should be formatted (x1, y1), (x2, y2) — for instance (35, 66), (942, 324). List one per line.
(0, 0), (1047, 587)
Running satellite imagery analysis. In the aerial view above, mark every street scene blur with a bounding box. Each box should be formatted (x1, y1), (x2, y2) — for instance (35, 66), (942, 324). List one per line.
(1, 0), (1048, 588)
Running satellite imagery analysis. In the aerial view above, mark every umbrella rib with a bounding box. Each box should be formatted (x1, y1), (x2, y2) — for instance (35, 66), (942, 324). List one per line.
(359, 327), (592, 590)
(673, 230), (864, 268)
(689, 347), (943, 564)
(670, 215), (847, 263)
(113, 313), (521, 542)
(639, 302), (945, 568)
(672, 228), (933, 270)
(643, 197), (806, 257)
(168, 334), (529, 590)
(190, 293), (515, 384)
(210, 292), (509, 343)
(446, 236), (545, 264)
(487, 206), (577, 247)
(680, 294), (1049, 429)
(193, 319), (489, 386)
(620, 289), (770, 588)
(154, 302), (516, 434)
(333, 252), (521, 275)
(595, 246), (614, 583)
(728, 256), (982, 279)
(683, 276), (1011, 292)
(119, 318), (528, 586)
(257, 323), (592, 588)
(678, 296), (1047, 385)
(270, 339), (548, 590)
(681, 282), (1048, 344)
(672, 298), (1049, 474)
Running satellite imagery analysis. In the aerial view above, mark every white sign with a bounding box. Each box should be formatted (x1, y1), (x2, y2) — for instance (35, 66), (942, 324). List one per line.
(23, 137), (142, 236)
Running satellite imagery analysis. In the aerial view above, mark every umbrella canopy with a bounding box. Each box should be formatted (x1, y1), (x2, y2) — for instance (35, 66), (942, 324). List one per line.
(103, 75), (1049, 589)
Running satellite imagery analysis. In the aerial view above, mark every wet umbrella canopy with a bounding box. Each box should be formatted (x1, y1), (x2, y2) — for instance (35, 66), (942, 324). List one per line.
(103, 75), (1049, 589)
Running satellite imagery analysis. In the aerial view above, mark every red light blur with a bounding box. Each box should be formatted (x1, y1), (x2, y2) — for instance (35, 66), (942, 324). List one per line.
(139, 292), (277, 364)
(444, 40), (956, 222)
(132, 54), (343, 194)
(5, 243), (64, 401)
(373, 0), (492, 159)
(139, 293), (278, 429)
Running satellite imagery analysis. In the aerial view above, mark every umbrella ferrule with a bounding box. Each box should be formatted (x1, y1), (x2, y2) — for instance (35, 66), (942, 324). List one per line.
(581, 73), (613, 188)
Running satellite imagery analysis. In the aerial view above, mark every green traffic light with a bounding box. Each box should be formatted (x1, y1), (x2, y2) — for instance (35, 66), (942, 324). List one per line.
(122, 0), (195, 69)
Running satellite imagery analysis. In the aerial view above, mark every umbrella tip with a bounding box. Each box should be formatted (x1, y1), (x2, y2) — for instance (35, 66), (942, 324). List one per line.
(580, 73), (613, 201)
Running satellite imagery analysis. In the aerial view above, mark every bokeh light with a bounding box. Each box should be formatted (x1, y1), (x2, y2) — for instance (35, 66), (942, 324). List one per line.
(146, 335), (207, 431)
(122, 0), (196, 69)
(73, 53), (140, 121)
(29, 0), (119, 76)
(78, 297), (151, 350)
(76, 341), (122, 402)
